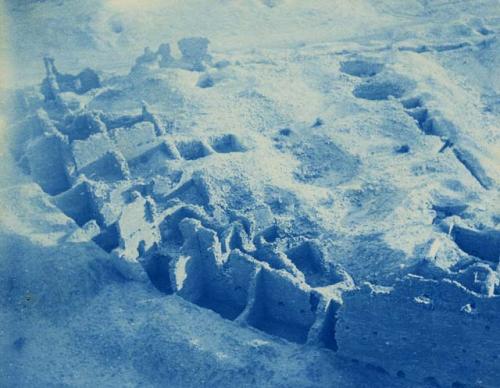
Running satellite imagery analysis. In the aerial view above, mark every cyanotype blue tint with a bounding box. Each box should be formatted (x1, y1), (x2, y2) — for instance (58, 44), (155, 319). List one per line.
(1, 1), (499, 387)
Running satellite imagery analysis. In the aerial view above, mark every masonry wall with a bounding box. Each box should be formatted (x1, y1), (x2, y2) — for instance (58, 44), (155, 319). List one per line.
(336, 275), (500, 387)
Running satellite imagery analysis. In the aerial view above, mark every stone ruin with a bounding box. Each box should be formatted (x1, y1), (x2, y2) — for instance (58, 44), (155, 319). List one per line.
(9, 49), (500, 387)
(132, 37), (212, 73)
